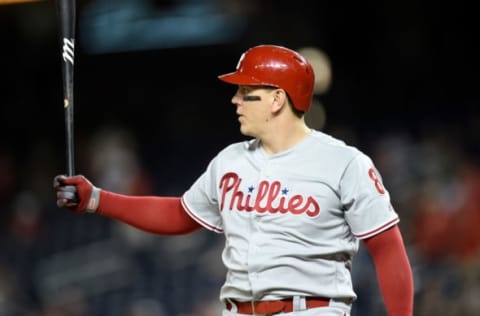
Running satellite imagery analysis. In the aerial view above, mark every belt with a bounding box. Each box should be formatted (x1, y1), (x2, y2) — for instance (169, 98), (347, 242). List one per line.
(226, 297), (330, 315)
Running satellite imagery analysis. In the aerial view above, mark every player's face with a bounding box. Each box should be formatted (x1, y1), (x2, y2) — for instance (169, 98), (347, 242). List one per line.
(231, 85), (277, 137)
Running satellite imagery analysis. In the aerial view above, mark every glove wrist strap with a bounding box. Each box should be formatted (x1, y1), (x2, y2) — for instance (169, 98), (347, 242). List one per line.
(86, 187), (101, 213)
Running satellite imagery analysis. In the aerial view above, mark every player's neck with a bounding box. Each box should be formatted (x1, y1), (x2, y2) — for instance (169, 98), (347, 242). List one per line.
(261, 119), (311, 155)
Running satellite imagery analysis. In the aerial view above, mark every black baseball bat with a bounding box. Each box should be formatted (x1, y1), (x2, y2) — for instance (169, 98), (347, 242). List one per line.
(56, 0), (76, 176)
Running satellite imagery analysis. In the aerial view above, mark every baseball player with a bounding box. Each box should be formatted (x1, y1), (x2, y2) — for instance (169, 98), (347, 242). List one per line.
(54, 45), (414, 315)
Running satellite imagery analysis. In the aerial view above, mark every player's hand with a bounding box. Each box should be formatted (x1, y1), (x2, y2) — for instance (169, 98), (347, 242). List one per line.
(53, 175), (100, 213)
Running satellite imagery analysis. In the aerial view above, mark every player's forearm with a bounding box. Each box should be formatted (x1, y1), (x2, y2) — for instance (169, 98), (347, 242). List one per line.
(364, 225), (414, 316)
(97, 190), (202, 235)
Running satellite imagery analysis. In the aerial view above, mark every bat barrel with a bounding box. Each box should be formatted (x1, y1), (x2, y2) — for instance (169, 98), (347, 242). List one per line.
(57, 0), (76, 176)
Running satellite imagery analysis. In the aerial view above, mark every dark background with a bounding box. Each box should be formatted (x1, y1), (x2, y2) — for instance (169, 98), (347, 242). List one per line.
(2, 0), (478, 166)
(1, 0), (479, 315)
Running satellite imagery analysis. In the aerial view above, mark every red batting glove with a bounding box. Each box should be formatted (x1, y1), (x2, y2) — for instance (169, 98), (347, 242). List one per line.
(53, 175), (101, 213)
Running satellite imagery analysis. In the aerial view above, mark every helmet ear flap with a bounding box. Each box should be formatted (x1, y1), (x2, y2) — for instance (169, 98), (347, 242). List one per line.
(218, 45), (315, 112)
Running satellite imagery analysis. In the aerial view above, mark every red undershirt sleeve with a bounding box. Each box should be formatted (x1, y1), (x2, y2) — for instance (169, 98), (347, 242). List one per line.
(96, 190), (202, 235)
(363, 225), (414, 316)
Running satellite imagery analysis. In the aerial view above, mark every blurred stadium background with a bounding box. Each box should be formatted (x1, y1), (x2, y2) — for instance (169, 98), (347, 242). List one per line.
(0, 0), (479, 315)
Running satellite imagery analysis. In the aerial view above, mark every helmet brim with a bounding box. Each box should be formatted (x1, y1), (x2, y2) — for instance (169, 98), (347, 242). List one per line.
(218, 72), (273, 87)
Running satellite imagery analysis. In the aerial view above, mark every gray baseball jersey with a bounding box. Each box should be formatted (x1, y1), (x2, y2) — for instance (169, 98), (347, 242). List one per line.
(181, 130), (399, 303)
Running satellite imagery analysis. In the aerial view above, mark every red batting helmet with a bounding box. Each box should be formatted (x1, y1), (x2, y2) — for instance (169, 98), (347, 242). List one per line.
(218, 45), (315, 112)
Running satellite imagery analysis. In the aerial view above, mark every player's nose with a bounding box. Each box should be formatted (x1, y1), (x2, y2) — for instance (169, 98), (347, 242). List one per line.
(231, 93), (243, 106)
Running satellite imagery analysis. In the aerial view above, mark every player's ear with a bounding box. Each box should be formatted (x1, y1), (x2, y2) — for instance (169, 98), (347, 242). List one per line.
(271, 89), (287, 113)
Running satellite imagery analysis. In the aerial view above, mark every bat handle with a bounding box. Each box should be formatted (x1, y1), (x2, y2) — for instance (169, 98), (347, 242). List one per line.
(64, 97), (75, 177)
(62, 36), (75, 177)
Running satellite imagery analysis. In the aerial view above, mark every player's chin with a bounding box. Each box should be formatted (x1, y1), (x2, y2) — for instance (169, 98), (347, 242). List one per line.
(238, 119), (256, 137)
(238, 122), (251, 136)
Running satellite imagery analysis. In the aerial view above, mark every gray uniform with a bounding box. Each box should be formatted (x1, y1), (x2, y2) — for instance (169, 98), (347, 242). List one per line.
(181, 130), (399, 314)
